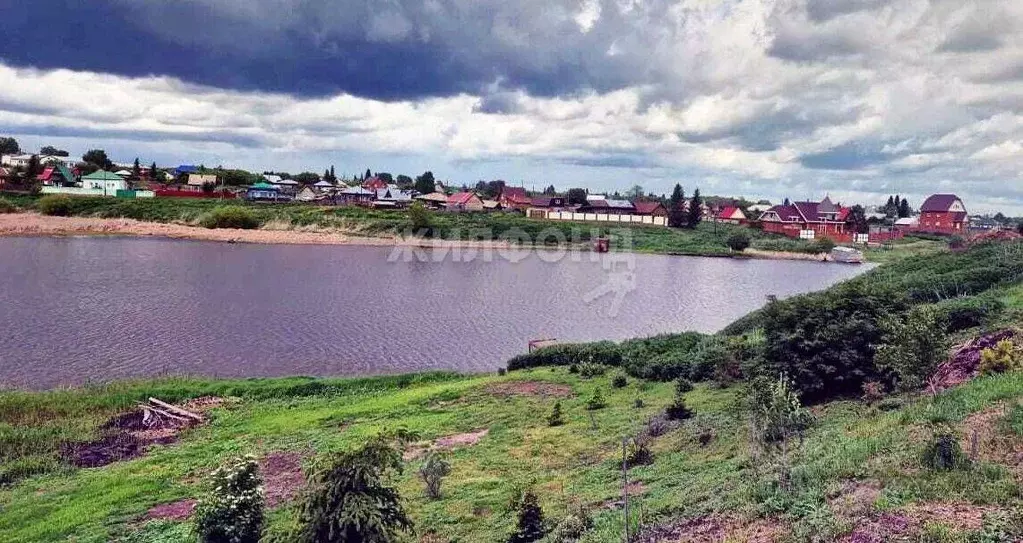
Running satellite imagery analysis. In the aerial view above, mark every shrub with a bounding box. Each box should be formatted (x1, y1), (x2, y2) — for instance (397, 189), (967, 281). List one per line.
(876, 305), (949, 391)
(920, 433), (970, 471)
(665, 379), (694, 421)
(645, 415), (671, 437)
(37, 194), (73, 216)
(498, 368), (507, 376)
(548, 509), (592, 543)
(200, 206), (261, 229)
(633, 398), (645, 409)
(611, 373), (628, 388)
(567, 364), (579, 374)
(979, 340), (1021, 375)
(508, 490), (546, 543)
(811, 237), (836, 254)
(726, 231), (751, 252)
(747, 375), (814, 488)
(297, 434), (414, 543)
(935, 296), (1005, 333)
(547, 401), (565, 427)
(0, 198), (17, 214)
(418, 452), (451, 500)
(625, 433), (654, 467)
(194, 455), (265, 543)
(586, 389), (607, 411)
(861, 381), (885, 404)
(507, 342), (622, 372)
(408, 201), (434, 235)
(577, 363), (608, 379)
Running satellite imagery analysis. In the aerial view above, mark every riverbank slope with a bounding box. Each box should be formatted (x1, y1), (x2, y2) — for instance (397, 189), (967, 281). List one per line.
(1, 239), (1021, 542)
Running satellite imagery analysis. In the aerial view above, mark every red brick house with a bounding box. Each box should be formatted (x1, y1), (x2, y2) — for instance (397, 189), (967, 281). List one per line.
(633, 200), (668, 217)
(916, 194), (967, 235)
(498, 186), (532, 209)
(759, 196), (849, 239)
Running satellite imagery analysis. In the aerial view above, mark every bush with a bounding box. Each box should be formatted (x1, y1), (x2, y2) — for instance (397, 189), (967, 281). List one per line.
(586, 389), (607, 411)
(408, 201), (434, 235)
(625, 433), (653, 467)
(297, 434), (414, 543)
(920, 433), (970, 471)
(645, 415), (671, 437)
(633, 398), (645, 409)
(547, 401), (565, 427)
(577, 363), (608, 379)
(508, 490), (546, 543)
(37, 194), (73, 216)
(665, 379), (694, 420)
(876, 305), (949, 391)
(548, 509), (592, 543)
(934, 296), (1005, 333)
(200, 206), (261, 229)
(726, 231), (751, 252)
(0, 198), (17, 214)
(811, 237), (836, 254)
(418, 452), (451, 500)
(611, 374), (628, 388)
(194, 455), (265, 543)
(507, 342), (622, 372)
(979, 340), (1021, 375)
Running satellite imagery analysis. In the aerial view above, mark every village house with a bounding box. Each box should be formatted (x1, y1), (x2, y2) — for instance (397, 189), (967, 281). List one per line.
(81, 170), (128, 195)
(530, 196), (567, 208)
(916, 194), (967, 235)
(632, 200), (668, 217)
(373, 186), (413, 208)
(187, 173), (218, 190)
(759, 196), (849, 239)
(713, 206), (747, 224)
(498, 186), (532, 209)
(1, 154), (78, 169)
(36, 164), (76, 186)
(269, 178), (300, 196)
(362, 176), (389, 191)
(294, 186), (321, 202)
(576, 198), (634, 214)
(246, 182), (283, 201)
(414, 192), (449, 209)
(337, 185), (376, 204)
(482, 199), (503, 211)
(447, 191), (485, 211)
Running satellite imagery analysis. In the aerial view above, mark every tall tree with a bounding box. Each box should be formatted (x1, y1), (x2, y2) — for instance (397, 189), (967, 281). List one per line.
(414, 171), (436, 195)
(324, 168), (331, 181)
(543, 184), (557, 195)
(846, 204), (868, 234)
(132, 158), (141, 180)
(0, 137), (20, 155)
(365, 168), (373, 180)
(783, 197), (791, 206)
(668, 184), (686, 228)
(329, 165), (335, 181)
(566, 187), (588, 206)
(39, 145), (69, 157)
(150, 162), (158, 181)
(24, 154), (41, 181)
(82, 149), (113, 170)
(898, 198), (910, 218)
(626, 184), (644, 199)
(687, 188), (703, 228)
(395, 174), (413, 188)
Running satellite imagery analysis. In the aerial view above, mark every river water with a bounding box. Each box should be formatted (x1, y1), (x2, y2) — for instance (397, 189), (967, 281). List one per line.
(0, 237), (869, 389)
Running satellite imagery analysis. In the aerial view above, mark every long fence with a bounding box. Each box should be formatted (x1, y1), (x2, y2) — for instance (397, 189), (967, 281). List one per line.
(541, 210), (668, 227)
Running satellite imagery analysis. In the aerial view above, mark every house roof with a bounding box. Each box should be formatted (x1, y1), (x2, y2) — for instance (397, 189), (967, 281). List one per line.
(187, 173), (218, 185)
(531, 196), (566, 207)
(376, 187), (412, 201)
(114, 170), (132, 177)
(313, 180), (334, 187)
(482, 200), (501, 209)
(895, 217), (918, 226)
(82, 170), (124, 181)
(920, 194), (963, 212)
(36, 167), (55, 181)
(633, 201), (665, 214)
(0, 167), (10, 177)
(415, 192), (449, 202)
(448, 192), (480, 206)
(263, 174), (282, 183)
(500, 186), (531, 203)
(340, 186), (375, 195)
(605, 199), (634, 209)
(272, 179), (300, 186)
(249, 182), (278, 190)
(718, 206), (742, 219)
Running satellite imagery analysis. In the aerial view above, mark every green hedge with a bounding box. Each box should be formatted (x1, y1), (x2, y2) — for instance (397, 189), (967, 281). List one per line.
(199, 206), (262, 229)
(933, 295), (1005, 333)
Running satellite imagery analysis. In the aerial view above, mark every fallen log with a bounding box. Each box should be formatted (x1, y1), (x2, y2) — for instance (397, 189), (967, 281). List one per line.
(137, 403), (190, 424)
(147, 398), (203, 422)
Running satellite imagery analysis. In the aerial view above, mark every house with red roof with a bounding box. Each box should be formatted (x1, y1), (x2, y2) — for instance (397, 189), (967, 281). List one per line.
(759, 196), (849, 240)
(362, 176), (389, 191)
(498, 186), (532, 209)
(915, 194), (967, 235)
(714, 206), (747, 224)
(35, 164), (76, 187)
(447, 192), (484, 211)
(632, 200), (668, 217)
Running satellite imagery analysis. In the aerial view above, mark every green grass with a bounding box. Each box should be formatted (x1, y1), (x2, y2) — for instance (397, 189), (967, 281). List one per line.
(1, 369), (1021, 542)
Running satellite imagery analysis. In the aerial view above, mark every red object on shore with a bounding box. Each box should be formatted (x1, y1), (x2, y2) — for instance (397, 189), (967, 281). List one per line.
(594, 237), (610, 252)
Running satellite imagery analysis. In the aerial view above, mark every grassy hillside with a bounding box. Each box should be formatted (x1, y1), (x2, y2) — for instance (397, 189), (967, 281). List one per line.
(0, 194), (820, 257)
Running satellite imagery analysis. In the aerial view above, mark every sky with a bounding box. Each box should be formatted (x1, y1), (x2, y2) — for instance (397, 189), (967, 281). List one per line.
(2, 0), (1022, 213)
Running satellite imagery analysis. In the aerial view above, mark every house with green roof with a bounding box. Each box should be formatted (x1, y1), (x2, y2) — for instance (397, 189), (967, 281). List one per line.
(82, 170), (128, 195)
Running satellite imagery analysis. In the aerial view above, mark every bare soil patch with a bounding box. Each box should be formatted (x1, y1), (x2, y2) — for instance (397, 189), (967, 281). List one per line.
(960, 404), (1023, 476)
(61, 397), (225, 468)
(828, 479), (883, 520)
(144, 499), (197, 521)
(485, 381), (573, 398)
(260, 451), (305, 508)
(839, 502), (1000, 542)
(404, 429), (490, 461)
(635, 515), (787, 543)
(931, 330), (1015, 391)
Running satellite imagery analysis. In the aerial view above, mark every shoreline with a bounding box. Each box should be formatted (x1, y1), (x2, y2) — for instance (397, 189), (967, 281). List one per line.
(0, 212), (842, 262)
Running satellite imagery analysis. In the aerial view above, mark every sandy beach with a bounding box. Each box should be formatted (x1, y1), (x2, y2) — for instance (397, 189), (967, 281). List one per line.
(0, 212), (526, 249)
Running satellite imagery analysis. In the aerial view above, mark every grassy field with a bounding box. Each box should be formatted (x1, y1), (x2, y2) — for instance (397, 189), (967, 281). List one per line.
(0, 194), (828, 257)
(1, 368), (1021, 542)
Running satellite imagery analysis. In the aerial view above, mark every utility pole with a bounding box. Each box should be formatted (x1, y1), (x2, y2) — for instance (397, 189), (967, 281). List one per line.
(622, 438), (630, 543)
